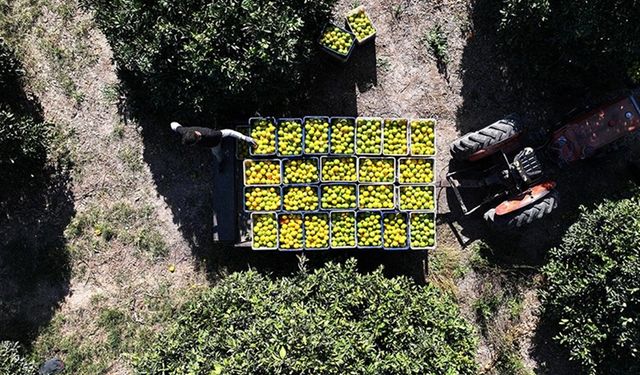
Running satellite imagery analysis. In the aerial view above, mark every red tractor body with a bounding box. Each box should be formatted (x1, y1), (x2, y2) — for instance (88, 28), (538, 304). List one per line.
(447, 93), (640, 229)
(550, 96), (640, 164)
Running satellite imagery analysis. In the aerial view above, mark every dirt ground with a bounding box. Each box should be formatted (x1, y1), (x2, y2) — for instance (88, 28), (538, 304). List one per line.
(2, 0), (638, 373)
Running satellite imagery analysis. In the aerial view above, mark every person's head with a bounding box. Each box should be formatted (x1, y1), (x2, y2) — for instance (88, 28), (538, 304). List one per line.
(182, 130), (202, 145)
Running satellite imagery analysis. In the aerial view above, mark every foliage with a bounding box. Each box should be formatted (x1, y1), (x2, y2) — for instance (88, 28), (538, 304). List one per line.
(541, 196), (640, 374)
(0, 39), (51, 184)
(424, 24), (449, 73)
(86, 0), (336, 117)
(133, 260), (478, 374)
(498, 0), (640, 82)
(0, 341), (37, 375)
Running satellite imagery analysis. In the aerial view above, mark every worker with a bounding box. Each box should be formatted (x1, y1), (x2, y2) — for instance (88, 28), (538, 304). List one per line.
(170, 122), (257, 168)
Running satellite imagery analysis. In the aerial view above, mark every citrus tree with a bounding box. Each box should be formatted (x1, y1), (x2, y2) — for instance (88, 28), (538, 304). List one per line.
(132, 260), (478, 374)
(86, 0), (336, 118)
(542, 196), (640, 374)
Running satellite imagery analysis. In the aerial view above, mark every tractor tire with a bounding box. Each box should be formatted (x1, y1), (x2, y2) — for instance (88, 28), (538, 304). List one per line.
(484, 189), (559, 230)
(450, 115), (522, 161)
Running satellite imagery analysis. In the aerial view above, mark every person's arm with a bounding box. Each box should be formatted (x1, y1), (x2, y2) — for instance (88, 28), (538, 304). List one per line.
(221, 129), (257, 147)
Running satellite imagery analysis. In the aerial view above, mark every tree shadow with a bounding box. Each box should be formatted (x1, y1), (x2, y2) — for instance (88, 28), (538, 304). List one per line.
(0, 43), (74, 343)
(0, 169), (74, 343)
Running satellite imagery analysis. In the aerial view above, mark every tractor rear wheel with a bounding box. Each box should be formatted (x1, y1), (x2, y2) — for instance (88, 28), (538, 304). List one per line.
(484, 190), (559, 229)
(450, 116), (522, 161)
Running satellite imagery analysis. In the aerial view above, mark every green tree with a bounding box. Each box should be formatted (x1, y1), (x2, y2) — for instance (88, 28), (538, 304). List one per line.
(542, 196), (640, 374)
(133, 260), (478, 374)
(498, 0), (640, 82)
(86, 0), (336, 118)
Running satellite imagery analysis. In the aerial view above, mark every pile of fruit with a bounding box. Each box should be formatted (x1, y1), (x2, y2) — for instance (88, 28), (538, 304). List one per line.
(283, 186), (319, 211)
(252, 214), (278, 249)
(245, 187), (281, 211)
(279, 214), (304, 250)
(304, 214), (330, 248)
(304, 118), (330, 154)
(283, 159), (319, 184)
(243, 116), (437, 251)
(251, 118), (276, 155)
(277, 119), (303, 156)
(330, 212), (356, 247)
(321, 157), (357, 182)
(359, 185), (394, 209)
(409, 213), (436, 248)
(399, 158), (434, 183)
(383, 213), (408, 248)
(244, 160), (281, 185)
(359, 158), (394, 182)
(410, 119), (436, 155)
(356, 118), (382, 154)
(321, 184), (357, 209)
(330, 118), (355, 154)
(383, 118), (408, 155)
(399, 186), (435, 211)
(357, 212), (382, 247)
(320, 25), (355, 57)
(346, 7), (376, 42)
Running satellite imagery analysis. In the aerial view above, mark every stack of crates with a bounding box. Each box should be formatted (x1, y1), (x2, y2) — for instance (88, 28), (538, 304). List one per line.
(239, 116), (437, 251)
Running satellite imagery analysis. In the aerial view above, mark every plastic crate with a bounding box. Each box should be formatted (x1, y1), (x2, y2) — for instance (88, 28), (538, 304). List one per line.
(320, 183), (358, 210)
(409, 118), (437, 156)
(382, 212), (409, 250)
(243, 186), (282, 212)
(235, 125), (250, 160)
(243, 159), (282, 186)
(319, 24), (356, 62)
(356, 211), (383, 249)
(329, 117), (356, 155)
(277, 213), (304, 251)
(382, 118), (409, 156)
(355, 117), (383, 155)
(329, 211), (357, 249)
(303, 116), (331, 155)
(408, 212), (437, 250)
(357, 156), (396, 184)
(251, 213), (279, 250)
(396, 185), (436, 212)
(276, 118), (304, 157)
(282, 157), (320, 184)
(320, 156), (358, 182)
(303, 212), (330, 250)
(249, 117), (277, 156)
(358, 184), (396, 210)
(282, 185), (320, 212)
(345, 5), (377, 45)
(397, 157), (436, 185)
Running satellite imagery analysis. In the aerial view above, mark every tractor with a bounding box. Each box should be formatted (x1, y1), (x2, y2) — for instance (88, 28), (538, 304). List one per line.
(446, 93), (640, 229)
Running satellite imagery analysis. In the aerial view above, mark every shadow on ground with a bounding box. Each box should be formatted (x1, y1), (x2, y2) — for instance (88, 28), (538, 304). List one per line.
(121, 42), (428, 284)
(0, 112), (74, 344)
(447, 0), (639, 372)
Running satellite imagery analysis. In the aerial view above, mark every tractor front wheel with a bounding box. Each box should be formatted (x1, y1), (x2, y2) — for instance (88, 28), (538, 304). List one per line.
(484, 190), (559, 229)
(450, 115), (522, 161)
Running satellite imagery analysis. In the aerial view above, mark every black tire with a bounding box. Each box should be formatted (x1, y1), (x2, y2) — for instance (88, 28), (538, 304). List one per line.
(484, 189), (559, 230)
(450, 115), (522, 161)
